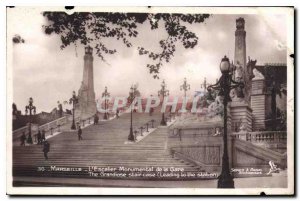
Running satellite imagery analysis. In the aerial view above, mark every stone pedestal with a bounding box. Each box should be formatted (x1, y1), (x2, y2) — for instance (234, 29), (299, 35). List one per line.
(251, 79), (266, 131)
(229, 101), (253, 132)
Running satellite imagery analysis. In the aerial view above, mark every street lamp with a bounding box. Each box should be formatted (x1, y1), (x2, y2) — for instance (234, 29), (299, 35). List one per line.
(180, 77), (190, 100)
(69, 91), (78, 130)
(25, 97), (36, 144)
(158, 80), (169, 126)
(102, 86), (110, 120)
(200, 77), (213, 92)
(128, 85), (137, 141)
(207, 55), (244, 188)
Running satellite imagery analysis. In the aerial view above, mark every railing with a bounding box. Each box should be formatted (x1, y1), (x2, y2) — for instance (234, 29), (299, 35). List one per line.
(31, 116), (69, 143)
(12, 126), (29, 141)
(133, 119), (157, 141)
(74, 115), (95, 128)
(13, 116), (69, 142)
(231, 131), (287, 143)
(32, 114), (97, 143)
(132, 113), (177, 141)
(14, 114), (99, 144)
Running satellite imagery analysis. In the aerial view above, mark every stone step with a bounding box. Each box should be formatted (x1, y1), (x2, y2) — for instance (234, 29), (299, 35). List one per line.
(13, 113), (200, 181)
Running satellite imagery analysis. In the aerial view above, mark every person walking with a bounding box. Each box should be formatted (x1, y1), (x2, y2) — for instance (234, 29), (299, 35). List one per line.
(116, 108), (120, 118)
(20, 132), (26, 146)
(43, 141), (50, 160)
(94, 113), (99, 125)
(150, 108), (154, 116)
(37, 130), (42, 145)
(78, 126), (83, 140)
(41, 130), (46, 144)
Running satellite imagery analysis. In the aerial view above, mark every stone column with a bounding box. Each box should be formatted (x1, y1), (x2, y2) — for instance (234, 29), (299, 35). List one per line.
(234, 18), (246, 71)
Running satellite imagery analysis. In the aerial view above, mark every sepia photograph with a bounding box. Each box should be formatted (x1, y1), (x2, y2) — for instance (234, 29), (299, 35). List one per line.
(6, 6), (294, 195)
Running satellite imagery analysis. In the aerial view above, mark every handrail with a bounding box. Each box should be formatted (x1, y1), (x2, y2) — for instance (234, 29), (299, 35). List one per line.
(13, 116), (70, 141)
(31, 116), (70, 142)
(13, 125), (28, 134)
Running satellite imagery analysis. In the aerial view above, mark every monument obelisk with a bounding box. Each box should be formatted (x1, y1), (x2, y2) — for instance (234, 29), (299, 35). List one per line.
(233, 17), (256, 103)
(76, 46), (97, 118)
(234, 17), (246, 72)
(230, 18), (253, 132)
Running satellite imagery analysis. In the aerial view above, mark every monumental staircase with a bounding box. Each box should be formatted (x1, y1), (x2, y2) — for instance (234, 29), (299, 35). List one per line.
(13, 111), (205, 183)
(13, 108), (288, 186)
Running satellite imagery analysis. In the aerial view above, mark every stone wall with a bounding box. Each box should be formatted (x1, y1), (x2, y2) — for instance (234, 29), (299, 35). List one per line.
(168, 131), (233, 172)
(230, 102), (252, 132)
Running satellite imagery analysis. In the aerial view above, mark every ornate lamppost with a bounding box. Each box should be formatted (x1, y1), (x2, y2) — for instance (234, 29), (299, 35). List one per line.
(102, 86), (110, 120)
(180, 77), (190, 100)
(158, 80), (169, 126)
(201, 77), (213, 92)
(25, 97), (36, 144)
(201, 77), (207, 91)
(69, 91), (78, 130)
(128, 85), (137, 141)
(207, 56), (244, 188)
(200, 77), (213, 108)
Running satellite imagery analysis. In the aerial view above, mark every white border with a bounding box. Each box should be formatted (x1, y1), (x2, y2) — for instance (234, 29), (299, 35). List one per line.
(4, 6), (295, 196)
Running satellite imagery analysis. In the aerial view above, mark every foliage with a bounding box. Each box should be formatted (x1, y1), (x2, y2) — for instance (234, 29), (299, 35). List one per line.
(42, 12), (209, 78)
(12, 34), (25, 44)
(12, 103), (17, 115)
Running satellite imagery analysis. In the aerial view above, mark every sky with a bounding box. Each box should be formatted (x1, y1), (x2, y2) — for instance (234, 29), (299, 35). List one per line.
(8, 8), (287, 113)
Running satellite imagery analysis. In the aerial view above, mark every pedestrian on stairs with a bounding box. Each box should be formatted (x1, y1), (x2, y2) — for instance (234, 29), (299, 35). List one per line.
(20, 132), (26, 146)
(94, 113), (99, 125)
(150, 108), (154, 116)
(41, 130), (46, 144)
(116, 108), (120, 118)
(78, 126), (83, 140)
(37, 130), (42, 145)
(43, 141), (50, 160)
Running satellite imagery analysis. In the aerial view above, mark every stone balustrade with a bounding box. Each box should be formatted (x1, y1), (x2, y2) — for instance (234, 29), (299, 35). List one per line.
(13, 116), (69, 142)
(13, 114), (96, 144)
(31, 116), (69, 143)
(231, 131), (287, 143)
(12, 126), (29, 142)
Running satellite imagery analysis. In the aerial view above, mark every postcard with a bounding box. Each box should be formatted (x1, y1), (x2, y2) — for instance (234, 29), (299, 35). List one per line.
(6, 6), (294, 195)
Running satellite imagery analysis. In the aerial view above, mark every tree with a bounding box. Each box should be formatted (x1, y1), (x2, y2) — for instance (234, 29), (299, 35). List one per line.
(12, 34), (25, 44)
(12, 103), (18, 115)
(42, 12), (209, 78)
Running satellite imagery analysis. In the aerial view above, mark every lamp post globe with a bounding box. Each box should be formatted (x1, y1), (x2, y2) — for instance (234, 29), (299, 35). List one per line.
(220, 56), (230, 74)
